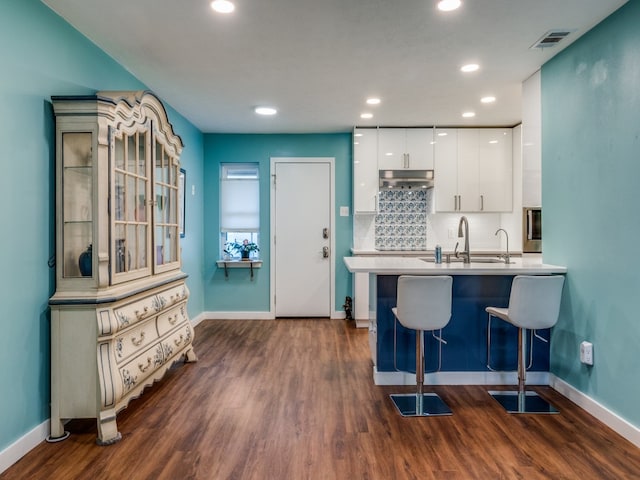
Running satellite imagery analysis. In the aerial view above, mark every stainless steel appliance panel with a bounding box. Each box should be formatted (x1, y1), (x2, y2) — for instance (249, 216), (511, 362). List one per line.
(523, 207), (542, 253)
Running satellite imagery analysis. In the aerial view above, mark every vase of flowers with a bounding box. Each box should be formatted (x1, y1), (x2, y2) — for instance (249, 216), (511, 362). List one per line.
(224, 239), (259, 260)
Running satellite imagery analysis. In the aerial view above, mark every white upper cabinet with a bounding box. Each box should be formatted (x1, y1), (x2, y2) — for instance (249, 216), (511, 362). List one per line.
(478, 129), (513, 212)
(353, 128), (379, 213)
(435, 128), (513, 213)
(457, 129), (481, 211)
(378, 128), (434, 170)
(522, 70), (542, 207)
(433, 129), (458, 212)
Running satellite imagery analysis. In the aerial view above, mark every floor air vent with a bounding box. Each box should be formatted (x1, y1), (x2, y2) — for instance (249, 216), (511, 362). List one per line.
(531, 30), (574, 49)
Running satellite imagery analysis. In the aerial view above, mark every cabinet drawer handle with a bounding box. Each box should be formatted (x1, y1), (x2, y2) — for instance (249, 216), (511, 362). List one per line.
(138, 357), (152, 372)
(131, 332), (145, 346)
(480, 195), (484, 211)
(174, 334), (184, 347)
(135, 307), (149, 320)
(168, 314), (178, 325)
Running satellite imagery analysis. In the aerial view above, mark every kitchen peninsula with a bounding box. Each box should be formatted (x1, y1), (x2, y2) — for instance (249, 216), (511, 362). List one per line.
(344, 256), (567, 385)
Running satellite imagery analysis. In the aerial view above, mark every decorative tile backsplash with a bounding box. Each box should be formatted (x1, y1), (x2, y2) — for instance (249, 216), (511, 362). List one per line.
(375, 189), (431, 250)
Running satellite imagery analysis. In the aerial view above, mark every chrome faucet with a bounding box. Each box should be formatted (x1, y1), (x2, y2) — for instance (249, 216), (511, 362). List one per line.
(454, 216), (470, 264)
(495, 228), (510, 264)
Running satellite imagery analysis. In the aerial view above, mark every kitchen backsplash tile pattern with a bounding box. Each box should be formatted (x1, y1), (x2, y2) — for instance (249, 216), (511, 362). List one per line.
(375, 189), (431, 250)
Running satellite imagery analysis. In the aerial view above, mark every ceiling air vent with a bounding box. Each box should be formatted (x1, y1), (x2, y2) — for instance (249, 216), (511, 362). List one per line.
(530, 30), (574, 49)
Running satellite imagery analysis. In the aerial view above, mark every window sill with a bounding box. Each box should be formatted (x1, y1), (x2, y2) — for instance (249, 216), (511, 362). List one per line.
(216, 259), (262, 279)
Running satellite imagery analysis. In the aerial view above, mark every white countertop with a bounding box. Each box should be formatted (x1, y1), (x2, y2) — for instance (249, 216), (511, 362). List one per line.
(343, 255), (566, 276)
(350, 248), (524, 257)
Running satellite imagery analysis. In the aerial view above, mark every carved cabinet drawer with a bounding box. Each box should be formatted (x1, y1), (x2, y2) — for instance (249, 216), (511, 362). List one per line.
(154, 284), (188, 310)
(157, 304), (188, 337)
(113, 295), (162, 331)
(118, 323), (193, 394)
(114, 321), (159, 365)
(112, 284), (188, 333)
(119, 342), (166, 394)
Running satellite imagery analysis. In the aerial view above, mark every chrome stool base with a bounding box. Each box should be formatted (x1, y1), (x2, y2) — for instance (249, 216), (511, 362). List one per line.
(489, 390), (559, 414)
(390, 393), (452, 417)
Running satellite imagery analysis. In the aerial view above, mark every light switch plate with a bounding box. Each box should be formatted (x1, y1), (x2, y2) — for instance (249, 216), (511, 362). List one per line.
(340, 206), (349, 217)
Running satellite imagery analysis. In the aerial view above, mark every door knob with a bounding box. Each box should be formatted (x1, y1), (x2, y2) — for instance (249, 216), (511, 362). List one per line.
(322, 246), (329, 258)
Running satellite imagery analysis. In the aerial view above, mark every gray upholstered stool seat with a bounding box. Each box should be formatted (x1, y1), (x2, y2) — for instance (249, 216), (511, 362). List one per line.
(485, 275), (565, 413)
(390, 275), (453, 417)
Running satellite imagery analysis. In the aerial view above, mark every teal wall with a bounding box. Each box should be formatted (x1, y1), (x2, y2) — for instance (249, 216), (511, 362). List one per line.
(0, 0), (205, 451)
(542, 1), (640, 426)
(203, 134), (353, 313)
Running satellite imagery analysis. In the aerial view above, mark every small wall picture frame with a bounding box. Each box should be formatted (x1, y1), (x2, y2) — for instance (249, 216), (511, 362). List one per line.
(179, 168), (186, 238)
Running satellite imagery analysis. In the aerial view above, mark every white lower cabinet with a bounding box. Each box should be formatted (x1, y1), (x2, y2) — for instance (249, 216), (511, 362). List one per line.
(50, 279), (196, 445)
(435, 128), (513, 212)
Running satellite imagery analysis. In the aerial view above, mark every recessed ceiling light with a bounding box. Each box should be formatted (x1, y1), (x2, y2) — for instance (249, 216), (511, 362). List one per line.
(460, 63), (479, 73)
(462, 111), (476, 118)
(360, 113), (373, 119)
(437, 0), (462, 12)
(211, 0), (235, 13)
(366, 98), (381, 105)
(489, 140), (498, 144)
(481, 96), (496, 103)
(255, 106), (277, 116)
(354, 133), (363, 137)
(437, 132), (448, 137)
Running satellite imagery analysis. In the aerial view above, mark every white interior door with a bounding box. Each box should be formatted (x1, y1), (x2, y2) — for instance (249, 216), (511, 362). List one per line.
(272, 159), (333, 317)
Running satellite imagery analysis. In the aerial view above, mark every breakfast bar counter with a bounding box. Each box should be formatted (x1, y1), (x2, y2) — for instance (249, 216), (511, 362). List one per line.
(344, 255), (566, 276)
(343, 256), (567, 385)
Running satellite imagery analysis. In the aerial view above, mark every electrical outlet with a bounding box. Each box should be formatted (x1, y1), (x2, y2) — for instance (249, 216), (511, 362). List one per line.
(448, 228), (455, 239)
(580, 341), (594, 365)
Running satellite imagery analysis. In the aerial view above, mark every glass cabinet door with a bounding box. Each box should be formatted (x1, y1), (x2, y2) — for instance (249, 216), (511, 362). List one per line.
(62, 132), (93, 278)
(154, 139), (180, 271)
(113, 129), (150, 281)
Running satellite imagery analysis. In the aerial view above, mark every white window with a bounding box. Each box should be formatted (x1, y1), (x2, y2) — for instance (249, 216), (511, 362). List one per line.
(220, 163), (260, 259)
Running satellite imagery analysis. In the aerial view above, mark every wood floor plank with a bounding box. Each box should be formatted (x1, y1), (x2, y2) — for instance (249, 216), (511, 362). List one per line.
(2, 319), (640, 479)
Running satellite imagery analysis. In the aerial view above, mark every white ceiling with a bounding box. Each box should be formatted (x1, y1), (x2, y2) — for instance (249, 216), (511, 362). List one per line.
(42, 0), (627, 133)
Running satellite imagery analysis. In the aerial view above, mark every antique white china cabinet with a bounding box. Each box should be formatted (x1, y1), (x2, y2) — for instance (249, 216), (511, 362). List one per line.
(48, 91), (196, 445)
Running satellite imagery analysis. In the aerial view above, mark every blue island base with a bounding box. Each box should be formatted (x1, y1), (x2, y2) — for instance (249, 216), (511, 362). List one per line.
(373, 275), (550, 384)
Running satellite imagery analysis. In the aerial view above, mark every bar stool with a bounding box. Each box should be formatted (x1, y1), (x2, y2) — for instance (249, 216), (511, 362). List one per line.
(486, 275), (565, 414)
(390, 275), (453, 417)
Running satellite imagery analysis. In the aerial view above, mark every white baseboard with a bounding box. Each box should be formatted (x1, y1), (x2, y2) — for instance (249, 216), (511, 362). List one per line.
(355, 319), (369, 328)
(190, 311), (208, 327)
(550, 374), (640, 448)
(198, 311), (348, 321)
(373, 368), (549, 386)
(0, 420), (49, 475)
(199, 311), (274, 320)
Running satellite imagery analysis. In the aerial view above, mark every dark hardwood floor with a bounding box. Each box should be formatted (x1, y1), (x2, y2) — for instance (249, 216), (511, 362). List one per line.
(3, 319), (639, 479)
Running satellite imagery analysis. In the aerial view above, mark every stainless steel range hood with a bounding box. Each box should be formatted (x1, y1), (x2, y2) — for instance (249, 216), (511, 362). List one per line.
(379, 169), (434, 190)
